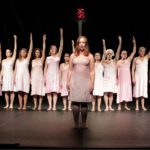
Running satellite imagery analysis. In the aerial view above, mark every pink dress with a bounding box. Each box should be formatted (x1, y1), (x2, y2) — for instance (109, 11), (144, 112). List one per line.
(70, 55), (92, 102)
(93, 62), (104, 96)
(2, 59), (14, 92)
(103, 60), (117, 93)
(133, 58), (148, 98)
(117, 59), (132, 103)
(45, 56), (60, 93)
(60, 63), (69, 97)
(14, 59), (30, 93)
(31, 59), (45, 96)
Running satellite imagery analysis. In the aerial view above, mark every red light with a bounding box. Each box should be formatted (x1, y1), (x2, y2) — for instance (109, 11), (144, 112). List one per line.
(76, 8), (86, 19)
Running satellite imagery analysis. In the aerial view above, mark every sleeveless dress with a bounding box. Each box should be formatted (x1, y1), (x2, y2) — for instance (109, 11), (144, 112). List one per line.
(133, 58), (148, 98)
(117, 59), (132, 103)
(31, 59), (45, 96)
(60, 63), (69, 97)
(103, 60), (117, 93)
(14, 59), (30, 93)
(45, 56), (60, 93)
(70, 55), (92, 102)
(2, 59), (14, 91)
(93, 62), (104, 96)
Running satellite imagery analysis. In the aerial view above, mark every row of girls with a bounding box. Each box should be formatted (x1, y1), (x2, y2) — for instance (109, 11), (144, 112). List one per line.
(0, 28), (150, 111)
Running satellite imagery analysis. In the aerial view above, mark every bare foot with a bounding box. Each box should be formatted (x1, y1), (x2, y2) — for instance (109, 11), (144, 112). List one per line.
(9, 105), (13, 109)
(142, 107), (147, 111)
(117, 107), (121, 111)
(32, 106), (37, 110)
(104, 107), (109, 111)
(62, 107), (66, 111)
(22, 107), (26, 110)
(18, 107), (22, 110)
(98, 108), (101, 112)
(4, 105), (9, 109)
(125, 106), (130, 111)
(91, 108), (95, 112)
(47, 107), (52, 111)
(109, 107), (115, 111)
(68, 108), (72, 111)
(38, 107), (42, 111)
(135, 108), (139, 111)
(52, 108), (56, 111)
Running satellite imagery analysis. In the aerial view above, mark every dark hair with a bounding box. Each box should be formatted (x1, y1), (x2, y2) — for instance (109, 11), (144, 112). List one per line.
(19, 48), (28, 60)
(33, 48), (42, 58)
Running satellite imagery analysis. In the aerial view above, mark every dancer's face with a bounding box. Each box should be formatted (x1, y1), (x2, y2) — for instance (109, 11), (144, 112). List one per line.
(6, 49), (12, 57)
(95, 53), (101, 61)
(35, 50), (41, 58)
(64, 54), (69, 62)
(139, 48), (145, 57)
(50, 45), (57, 55)
(107, 52), (113, 60)
(78, 37), (86, 51)
(121, 51), (127, 59)
(20, 49), (27, 58)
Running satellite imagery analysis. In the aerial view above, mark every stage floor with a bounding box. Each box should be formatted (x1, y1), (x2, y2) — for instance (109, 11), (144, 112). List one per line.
(0, 102), (150, 149)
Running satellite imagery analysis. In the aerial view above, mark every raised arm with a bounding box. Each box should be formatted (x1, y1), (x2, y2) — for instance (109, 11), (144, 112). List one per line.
(0, 43), (1, 63)
(115, 36), (122, 61)
(67, 54), (73, 90)
(128, 36), (136, 61)
(41, 34), (46, 63)
(101, 39), (107, 63)
(132, 58), (136, 84)
(71, 40), (75, 53)
(27, 33), (33, 61)
(44, 59), (48, 85)
(89, 54), (95, 93)
(12, 35), (17, 62)
(146, 51), (150, 59)
(57, 28), (63, 57)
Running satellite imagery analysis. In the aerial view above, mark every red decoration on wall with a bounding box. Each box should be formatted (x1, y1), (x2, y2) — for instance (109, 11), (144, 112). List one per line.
(76, 8), (86, 20)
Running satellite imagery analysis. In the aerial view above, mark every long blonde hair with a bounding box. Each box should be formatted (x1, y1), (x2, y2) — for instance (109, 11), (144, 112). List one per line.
(74, 36), (90, 56)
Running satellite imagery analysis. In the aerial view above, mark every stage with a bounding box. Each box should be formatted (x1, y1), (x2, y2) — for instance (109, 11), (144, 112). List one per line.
(0, 100), (150, 149)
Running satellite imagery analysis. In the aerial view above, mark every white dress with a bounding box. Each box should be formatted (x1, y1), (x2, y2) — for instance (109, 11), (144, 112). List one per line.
(93, 62), (104, 96)
(103, 60), (117, 93)
(31, 59), (45, 96)
(14, 59), (30, 93)
(133, 58), (148, 98)
(2, 59), (14, 91)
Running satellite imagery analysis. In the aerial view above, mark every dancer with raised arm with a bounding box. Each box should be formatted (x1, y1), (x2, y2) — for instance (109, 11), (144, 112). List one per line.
(31, 34), (46, 110)
(103, 36), (122, 111)
(132, 47), (150, 111)
(14, 33), (33, 110)
(44, 28), (63, 111)
(117, 36), (136, 111)
(0, 35), (17, 109)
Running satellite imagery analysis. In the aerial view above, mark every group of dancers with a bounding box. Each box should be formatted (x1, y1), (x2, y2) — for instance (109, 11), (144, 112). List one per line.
(0, 28), (149, 113)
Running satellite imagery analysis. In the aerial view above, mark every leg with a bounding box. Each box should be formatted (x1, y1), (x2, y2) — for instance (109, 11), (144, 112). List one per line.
(38, 96), (43, 110)
(4, 92), (9, 109)
(47, 93), (52, 111)
(68, 99), (72, 111)
(33, 95), (37, 110)
(104, 93), (109, 111)
(91, 96), (96, 111)
(97, 96), (102, 112)
(62, 96), (67, 111)
(117, 103), (122, 111)
(124, 102), (130, 111)
(23, 93), (28, 110)
(72, 102), (80, 128)
(18, 92), (23, 110)
(81, 103), (88, 129)
(9, 91), (15, 109)
(52, 93), (58, 111)
(135, 98), (139, 111)
(108, 92), (114, 111)
(141, 97), (147, 111)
